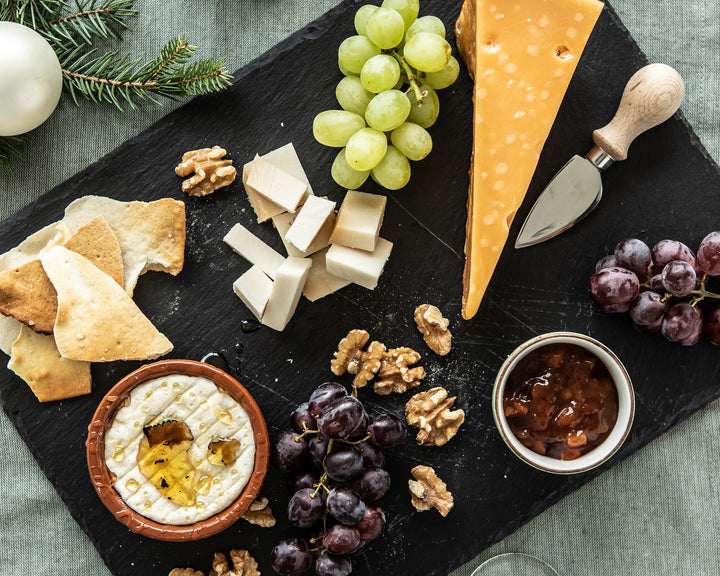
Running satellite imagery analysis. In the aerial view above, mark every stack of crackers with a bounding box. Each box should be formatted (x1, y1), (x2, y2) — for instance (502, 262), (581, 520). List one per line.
(0, 196), (186, 402)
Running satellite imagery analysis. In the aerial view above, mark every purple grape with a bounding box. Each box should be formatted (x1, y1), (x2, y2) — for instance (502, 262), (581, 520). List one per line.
(356, 441), (385, 468)
(652, 239), (696, 271)
(326, 487), (366, 525)
(589, 267), (640, 313)
(288, 487), (325, 528)
(350, 466), (391, 502)
(308, 434), (330, 470)
(661, 260), (697, 297)
(629, 291), (667, 326)
(347, 410), (368, 440)
(650, 273), (665, 293)
(354, 504), (386, 542)
(287, 466), (321, 493)
(309, 382), (347, 417)
(661, 302), (702, 342)
(315, 551), (352, 576)
(323, 449), (363, 482)
(633, 315), (664, 334)
(367, 414), (406, 447)
(272, 431), (308, 474)
(318, 396), (365, 439)
(680, 308), (703, 346)
(614, 238), (652, 277)
(271, 538), (313, 576)
(291, 402), (316, 434)
(595, 254), (617, 272)
(323, 524), (361, 555)
(703, 307), (720, 345)
(697, 231), (720, 276)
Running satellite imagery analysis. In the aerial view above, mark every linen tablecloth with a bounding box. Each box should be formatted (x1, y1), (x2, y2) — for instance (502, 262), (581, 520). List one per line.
(1, 1), (718, 574)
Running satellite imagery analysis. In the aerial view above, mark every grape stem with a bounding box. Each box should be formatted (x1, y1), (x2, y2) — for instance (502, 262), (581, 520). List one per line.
(690, 274), (720, 304)
(389, 49), (425, 105)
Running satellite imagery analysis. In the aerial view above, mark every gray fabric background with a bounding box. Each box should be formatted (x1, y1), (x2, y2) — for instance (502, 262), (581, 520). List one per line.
(0, 1), (718, 574)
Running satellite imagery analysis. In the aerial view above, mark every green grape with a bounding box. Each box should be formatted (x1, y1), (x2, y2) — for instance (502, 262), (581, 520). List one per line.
(313, 110), (366, 147)
(381, 0), (419, 30)
(365, 7), (405, 49)
(422, 56), (460, 90)
(365, 89), (411, 132)
(403, 32), (452, 73)
(371, 146), (411, 190)
(338, 35), (382, 75)
(354, 4), (379, 35)
(407, 83), (439, 128)
(390, 122), (433, 161)
(336, 76), (374, 116)
(405, 15), (446, 41)
(360, 54), (401, 93)
(332, 148), (371, 189)
(345, 127), (388, 171)
(338, 59), (358, 77)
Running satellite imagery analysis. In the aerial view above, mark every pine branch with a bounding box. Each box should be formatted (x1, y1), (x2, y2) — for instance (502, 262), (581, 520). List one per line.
(60, 36), (233, 110)
(1, 0), (68, 29)
(0, 134), (31, 175)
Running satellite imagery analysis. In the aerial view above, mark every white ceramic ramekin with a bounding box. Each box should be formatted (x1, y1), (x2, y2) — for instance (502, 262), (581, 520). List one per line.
(492, 332), (634, 474)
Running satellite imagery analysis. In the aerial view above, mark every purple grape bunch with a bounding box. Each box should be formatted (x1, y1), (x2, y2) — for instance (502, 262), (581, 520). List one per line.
(589, 233), (720, 346)
(270, 381), (406, 576)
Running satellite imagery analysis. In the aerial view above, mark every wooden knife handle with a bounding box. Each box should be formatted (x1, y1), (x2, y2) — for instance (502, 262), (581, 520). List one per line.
(593, 63), (684, 161)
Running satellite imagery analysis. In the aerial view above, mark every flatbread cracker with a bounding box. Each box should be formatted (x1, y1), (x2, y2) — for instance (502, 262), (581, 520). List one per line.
(41, 246), (173, 362)
(8, 326), (91, 402)
(63, 215), (124, 287)
(62, 196), (185, 295)
(0, 260), (58, 333)
(0, 314), (22, 356)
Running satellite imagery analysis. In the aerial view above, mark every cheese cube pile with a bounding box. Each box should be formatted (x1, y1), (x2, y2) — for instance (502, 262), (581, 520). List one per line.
(224, 143), (393, 331)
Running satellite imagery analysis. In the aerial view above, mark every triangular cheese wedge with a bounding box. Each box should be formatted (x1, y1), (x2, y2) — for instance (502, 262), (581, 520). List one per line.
(456, 0), (603, 319)
(40, 246), (173, 362)
(8, 326), (91, 402)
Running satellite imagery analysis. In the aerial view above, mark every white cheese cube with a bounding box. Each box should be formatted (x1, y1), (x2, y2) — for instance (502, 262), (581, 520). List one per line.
(246, 154), (308, 213)
(285, 196), (336, 253)
(242, 143), (315, 223)
(303, 247), (351, 302)
(261, 257), (312, 331)
(325, 238), (393, 290)
(223, 223), (285, 279)
(273, 211), (334, 258)
(330, 190), (387, 251)
(232, 265), (273, 320)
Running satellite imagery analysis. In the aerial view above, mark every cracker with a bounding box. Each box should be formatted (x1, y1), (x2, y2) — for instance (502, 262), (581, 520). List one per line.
(0, 260), (58, 334)
(0, 314), (22, 356)
(62, 196), (186, 295)
(63, 215), (124, 287)
(41, 246), (173, 362)
(8, 325), (91, 402)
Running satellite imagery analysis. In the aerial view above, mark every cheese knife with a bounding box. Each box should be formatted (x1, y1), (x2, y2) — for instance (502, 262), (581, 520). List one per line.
(514, 63), (685, 249)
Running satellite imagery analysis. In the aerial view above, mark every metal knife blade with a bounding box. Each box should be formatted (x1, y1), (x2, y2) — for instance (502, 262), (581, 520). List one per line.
(514, 63), (684, 249)
(514, 154), (603, 248)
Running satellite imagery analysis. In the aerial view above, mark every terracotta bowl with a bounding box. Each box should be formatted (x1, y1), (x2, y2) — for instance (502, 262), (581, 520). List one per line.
(492, 332), (635, 474)
(86, 359), (270, 541)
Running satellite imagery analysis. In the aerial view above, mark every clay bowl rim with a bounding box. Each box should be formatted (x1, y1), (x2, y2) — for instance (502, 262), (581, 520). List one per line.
(86, 359), (270, 542)
(492, 332), (635, 474)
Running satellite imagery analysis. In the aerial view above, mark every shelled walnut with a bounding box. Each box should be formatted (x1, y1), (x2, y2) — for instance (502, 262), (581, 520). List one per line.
(331, 329), (386, 388)
(414, 304), (452, 355)
(241, 496), (276, 527)
(169, 569), (204, 576)
(209, 549), (259, 576)
(374, 347), (426, 395)
(405, 387), (465, 446)
(175, 146), (237, 197)
(408, 465), (454, 517)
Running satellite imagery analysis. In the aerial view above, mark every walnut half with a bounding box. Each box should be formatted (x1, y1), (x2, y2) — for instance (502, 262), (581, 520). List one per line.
(209, 549), (259, 576)
(331, 329), (385, 388)
(414, 304), (452, 355)
(408, 465), (453, 517)
(405, 387), (465, 446)
(374, 347), (425, 395)
(241, 496), (276, 527)
(175, 146), (237, 197)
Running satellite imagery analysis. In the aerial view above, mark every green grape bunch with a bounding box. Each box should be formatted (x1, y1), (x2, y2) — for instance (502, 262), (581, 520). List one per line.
(312, 0), (460, 191)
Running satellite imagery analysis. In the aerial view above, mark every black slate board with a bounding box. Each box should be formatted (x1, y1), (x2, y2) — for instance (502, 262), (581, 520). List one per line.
(2, 1), (720, 575)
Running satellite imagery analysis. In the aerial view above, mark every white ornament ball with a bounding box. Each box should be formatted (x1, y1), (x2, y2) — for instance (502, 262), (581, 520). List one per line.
(0, 21), (63, 136)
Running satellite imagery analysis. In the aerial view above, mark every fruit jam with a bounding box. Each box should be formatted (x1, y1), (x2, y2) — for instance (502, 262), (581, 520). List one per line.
(503, 343), (618, 460)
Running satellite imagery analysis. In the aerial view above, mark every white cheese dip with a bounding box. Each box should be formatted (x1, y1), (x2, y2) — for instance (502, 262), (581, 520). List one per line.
(103, 374), (256, 525)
